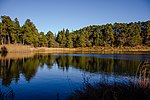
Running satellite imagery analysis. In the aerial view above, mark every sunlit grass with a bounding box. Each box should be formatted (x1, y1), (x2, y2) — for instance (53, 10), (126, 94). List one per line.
(0, 44), (150, 53)
(0, 44), (32, 53)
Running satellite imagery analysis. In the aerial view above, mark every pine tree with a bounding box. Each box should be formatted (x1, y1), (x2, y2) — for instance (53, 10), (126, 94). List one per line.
(93, 31), (103, 46)
(114, 23), (127, 46)
(142, 21), (150, 46)
(125, 22), (142, 46)
(76, 31), (86, 47)
(1, 16), (14, 44)
(14, 18), (21, 43)
(22, 19), (39, 46)
(39, 32), (47, 47)
(46, 31), (55, 47)
(66, 29), (73, 48)
(103, 24), (114, 46)
(56, 29), (66, 48)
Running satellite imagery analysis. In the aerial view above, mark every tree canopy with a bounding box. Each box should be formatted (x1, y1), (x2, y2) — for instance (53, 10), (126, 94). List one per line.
(0, 15), (150, 47)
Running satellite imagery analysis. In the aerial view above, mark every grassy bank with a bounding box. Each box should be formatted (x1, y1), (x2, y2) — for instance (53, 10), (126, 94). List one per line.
(0, 44), (32, 53)
(0, 52), (35, 59)
(0, 44), (150, 53)
(28, 46), (150, 53)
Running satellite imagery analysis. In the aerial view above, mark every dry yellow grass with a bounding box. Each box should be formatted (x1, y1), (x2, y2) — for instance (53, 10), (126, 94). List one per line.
(0, 44), (150, 53)
(0, 52), (35, 59)
(0, 44), (32, 53)
(34, 46), (150, 53)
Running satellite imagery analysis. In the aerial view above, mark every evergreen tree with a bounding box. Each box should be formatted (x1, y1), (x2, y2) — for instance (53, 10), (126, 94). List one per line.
(103, 24), (114, 46)
(46, 31), (56, 47)
(22, 19), (39, 46)
(0, 15), (149, 47)
(1, 16), (14, 44)
(39, 32), (47, 47)
(125, 22), (142, 46)
(14, 18), (21, 43)
(0, 22), (3, 44)
(76, 31), (86, 47)
(93, 31), (103, 46)
(72, 31), (78, 47)
(56, 29), (66, 48)
(141, 21), (150, 46)
(114, 23), (127, 46)
(65, 29), (73, 48)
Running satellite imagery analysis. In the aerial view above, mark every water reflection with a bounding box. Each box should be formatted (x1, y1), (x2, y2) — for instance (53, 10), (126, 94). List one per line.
(0, 53), (149, 86)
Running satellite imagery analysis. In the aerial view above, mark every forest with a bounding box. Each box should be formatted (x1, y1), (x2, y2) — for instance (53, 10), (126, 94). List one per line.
(0, 15), (150, 48)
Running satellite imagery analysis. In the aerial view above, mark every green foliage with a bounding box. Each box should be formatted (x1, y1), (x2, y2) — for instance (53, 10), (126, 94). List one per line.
(1, 16), (14, 44)
(114, 23), (127, 46)
(0, 22), (2, 44)
(76, 31), (86, 47)
(93, 31), (103, 46)
(125, 22), (142, 46)
(103, 24), (114, 46)
(21, 19), (39, 46)
(0, 15), (150, 47)
(14, 18), (21, 43)
(56, 29), (67, 48)
(38, 32), (47, 47)
(66, 29), (73, 48)
(141, 21), (150, 46)
(46, 31), (56, 47)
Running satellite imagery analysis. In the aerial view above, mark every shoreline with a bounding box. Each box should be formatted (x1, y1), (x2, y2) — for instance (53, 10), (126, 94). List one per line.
(0, 44), (150, 53)
(31, 46), (150, 53)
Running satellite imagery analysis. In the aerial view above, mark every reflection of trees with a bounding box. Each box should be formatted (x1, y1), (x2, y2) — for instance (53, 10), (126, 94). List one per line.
(113, 59), (141, 75)
(22, 58), (39, 81)
(56, 56), (68, 71)
(0, 54), (56, 86)
(38, 54), (56, 69)
(45, 55), (56, 69)
(56, 56), (115, 73)
(0, 54), (143, 86)
(56, 55), (141, 74)
(0, 58), (21, 86)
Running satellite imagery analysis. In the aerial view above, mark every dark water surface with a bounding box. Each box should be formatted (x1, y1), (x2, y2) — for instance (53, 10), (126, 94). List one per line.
(0, 53), (150, 100)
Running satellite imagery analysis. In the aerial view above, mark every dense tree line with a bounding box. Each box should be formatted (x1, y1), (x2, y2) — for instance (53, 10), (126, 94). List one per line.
(0, 15), (150, 47)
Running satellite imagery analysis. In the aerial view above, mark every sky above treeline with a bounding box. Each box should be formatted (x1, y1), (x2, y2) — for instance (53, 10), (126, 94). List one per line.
(0, 0), (150, 34)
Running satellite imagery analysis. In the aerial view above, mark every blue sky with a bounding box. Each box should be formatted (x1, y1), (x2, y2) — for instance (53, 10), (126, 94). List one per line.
(0, 0), (150, 34)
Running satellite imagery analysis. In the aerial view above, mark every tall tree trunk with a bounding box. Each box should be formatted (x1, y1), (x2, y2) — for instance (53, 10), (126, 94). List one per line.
(8, 35), (10, 44)
(1, 36), (4, 45)
(23, 39), (24, 45)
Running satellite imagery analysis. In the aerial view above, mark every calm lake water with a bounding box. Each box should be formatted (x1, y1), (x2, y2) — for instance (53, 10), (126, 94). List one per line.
(0, 53), (150, 100)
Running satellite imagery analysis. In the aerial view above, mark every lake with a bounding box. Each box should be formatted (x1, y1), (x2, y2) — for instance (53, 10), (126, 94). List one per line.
(0, 52), (150, 100)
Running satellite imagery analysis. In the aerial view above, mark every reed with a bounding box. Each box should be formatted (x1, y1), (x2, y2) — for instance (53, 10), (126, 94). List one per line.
(68, 80), (150, 100)
(68, 61), (150, 100)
